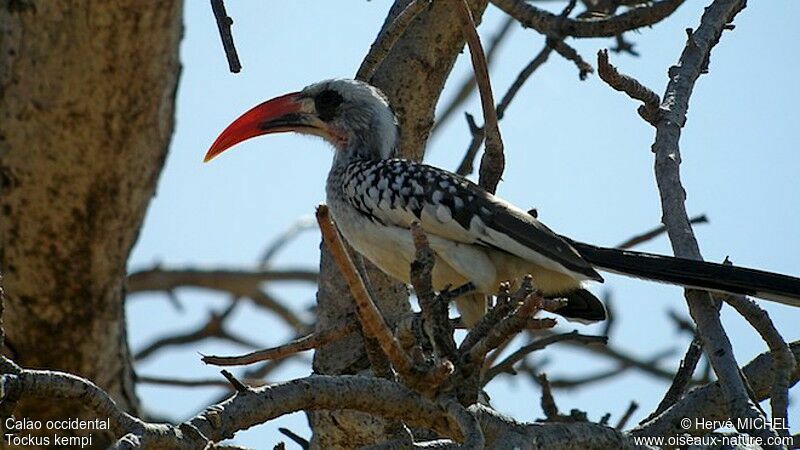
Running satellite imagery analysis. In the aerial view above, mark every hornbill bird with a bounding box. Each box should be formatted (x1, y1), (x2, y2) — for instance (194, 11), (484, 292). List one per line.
(204, 79), (800, 326)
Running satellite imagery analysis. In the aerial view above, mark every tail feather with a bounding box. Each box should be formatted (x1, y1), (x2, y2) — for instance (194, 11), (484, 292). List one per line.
(455, 293), (488, 328)
(551, 289), (607, 324)
(571, 241), (800, 307)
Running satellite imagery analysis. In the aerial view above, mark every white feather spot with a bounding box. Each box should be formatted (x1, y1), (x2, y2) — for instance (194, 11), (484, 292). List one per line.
(469, 216), (486, 235)
(432, 190), (443, 203)
(377, 178), (389, 189)
(436, 204), (452, 222)
(368, 187), (379, 199)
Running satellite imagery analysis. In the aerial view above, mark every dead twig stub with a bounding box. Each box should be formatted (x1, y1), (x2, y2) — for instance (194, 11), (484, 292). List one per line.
(597, 49), (660, 125)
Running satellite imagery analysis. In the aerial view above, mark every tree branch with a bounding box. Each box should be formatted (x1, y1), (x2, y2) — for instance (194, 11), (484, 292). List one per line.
(202, 320), (358, 367)
(645, 0), (777, 443)
(453, 0), (505, 193)
(492, 0), (685, 38)
(597, 48), (661, 125)
(356, 0), (432, 82)
(210, 0), (242, 73)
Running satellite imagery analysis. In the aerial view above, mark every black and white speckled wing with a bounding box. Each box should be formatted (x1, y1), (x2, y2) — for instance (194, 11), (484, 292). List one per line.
(339, 159), (603, 282)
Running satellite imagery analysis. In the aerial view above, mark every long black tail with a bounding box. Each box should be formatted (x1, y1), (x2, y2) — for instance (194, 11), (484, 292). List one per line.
(570, 241), (800, 307)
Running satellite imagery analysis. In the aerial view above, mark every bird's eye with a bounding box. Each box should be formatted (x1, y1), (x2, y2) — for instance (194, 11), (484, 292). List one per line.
(315, 89), (344, 122)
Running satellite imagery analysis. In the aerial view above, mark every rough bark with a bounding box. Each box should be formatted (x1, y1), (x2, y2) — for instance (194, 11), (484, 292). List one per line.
(308, 1), (489, 448)
(0, 0), (182, 447)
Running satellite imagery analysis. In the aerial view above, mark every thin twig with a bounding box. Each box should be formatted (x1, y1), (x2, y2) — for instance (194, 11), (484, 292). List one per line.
(455, 0), (576, 178)
(467, 279), (554, 364)
(644, 335), (703, 422)
(617, 214), (708, 249)
(220, 369), (249, 392)
(259, 216), (316, 266)
(453, 0), (505, 194)
(202, 320), (358, 366)
(485, 331), (607, 382)
(134, 301), (260, 361)
(433, 16), (515, 134)
(210, 0), (242, 73)
(138, 375), (235, 389)
(548, 38), (593, 80)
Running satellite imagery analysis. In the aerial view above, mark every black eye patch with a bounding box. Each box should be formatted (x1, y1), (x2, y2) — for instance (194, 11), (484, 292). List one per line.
(314, 89), (344, 122)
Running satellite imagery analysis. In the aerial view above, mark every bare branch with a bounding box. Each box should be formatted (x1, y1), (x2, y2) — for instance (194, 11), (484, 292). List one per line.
(484, 331), (607, 382)
(3, 344), (796, 449)
(616, 214), (708, 250)
(210, 0), (242, 73)
(220, 369), (249, 392)
(466, 278), (555, 364)
(492, 0), (685, 38)
(634, 341), (800, 439)
(549, 38), (593, 80)
(356, 0), (431, 81)
(453, 0), (505, 194)
(134, 301), (260, 361)
(645, 0), (775, 442)
(316, 206), (411, 374)
(723, 294), (795, 430)
(202, 319), (358, 366)
(127, 266), (313, 333)
(455, 1), (574, 177)
(433, 16), (515, 134)
(137, 375), (256, 389)
(127, 266), (317, 294)
(259, 215), (317, 266)
(597, 49), (661, 125)
(644, 336), (704, 422)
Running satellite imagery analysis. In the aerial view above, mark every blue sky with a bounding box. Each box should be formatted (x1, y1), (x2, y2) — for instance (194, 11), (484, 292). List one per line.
(127, 1), (799, 446)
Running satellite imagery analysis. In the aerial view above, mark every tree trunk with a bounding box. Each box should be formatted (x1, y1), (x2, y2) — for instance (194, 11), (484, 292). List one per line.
(0, 1), (182, 447)
(308, 2), (488, 448)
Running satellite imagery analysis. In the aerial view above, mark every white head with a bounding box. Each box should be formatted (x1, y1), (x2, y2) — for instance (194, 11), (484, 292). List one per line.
(204, 79), (399, 165)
